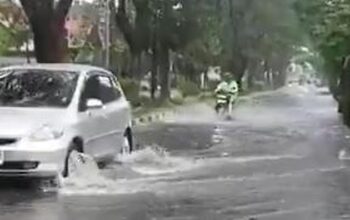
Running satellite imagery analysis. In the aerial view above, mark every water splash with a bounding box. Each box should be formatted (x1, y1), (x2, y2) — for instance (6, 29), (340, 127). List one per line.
(117, 146), (198, 175)
(211, 134), (224, 144)
(59, 151), (116, 191)
(338, 149), (350, 160)
(59, 147), (199, 196)
(59, 150), (133, 195)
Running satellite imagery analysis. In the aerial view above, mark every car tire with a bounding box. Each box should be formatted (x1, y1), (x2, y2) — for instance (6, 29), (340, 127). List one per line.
(62, 142), (81, 178)
(123, 127), (134, 154)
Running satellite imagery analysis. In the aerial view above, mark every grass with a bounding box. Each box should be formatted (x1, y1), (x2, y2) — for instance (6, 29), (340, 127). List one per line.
(132, 99), (175, 118)
(132, 93), (208, 118)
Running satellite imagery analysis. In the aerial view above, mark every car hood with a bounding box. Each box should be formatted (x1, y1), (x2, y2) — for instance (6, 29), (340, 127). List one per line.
(0, 107), (69, 137)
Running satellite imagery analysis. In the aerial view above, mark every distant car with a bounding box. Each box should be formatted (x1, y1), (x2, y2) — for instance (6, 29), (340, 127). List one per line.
(0, 64), (133, 178)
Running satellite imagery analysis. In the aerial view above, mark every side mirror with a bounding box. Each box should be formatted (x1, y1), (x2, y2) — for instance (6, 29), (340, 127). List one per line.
(86, 98), (103, 109)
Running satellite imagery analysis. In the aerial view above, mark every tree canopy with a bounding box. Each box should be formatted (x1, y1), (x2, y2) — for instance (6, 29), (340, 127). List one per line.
(0, 0), (308, 100)
(294, 0), (350, 125)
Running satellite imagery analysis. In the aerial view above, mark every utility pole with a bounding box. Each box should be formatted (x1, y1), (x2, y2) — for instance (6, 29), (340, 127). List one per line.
(98, 0), (111, 69)
(105, 0), (111, 69)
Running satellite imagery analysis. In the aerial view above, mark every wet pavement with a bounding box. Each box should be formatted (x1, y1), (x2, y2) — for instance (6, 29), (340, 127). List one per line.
(1, 85), (350, 220)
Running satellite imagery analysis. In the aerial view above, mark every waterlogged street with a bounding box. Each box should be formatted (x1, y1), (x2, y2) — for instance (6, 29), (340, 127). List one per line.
(2, 85), (350, 220)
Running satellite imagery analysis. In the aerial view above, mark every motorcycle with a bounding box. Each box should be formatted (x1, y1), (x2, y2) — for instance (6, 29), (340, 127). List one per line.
(215, 92), (237, 119)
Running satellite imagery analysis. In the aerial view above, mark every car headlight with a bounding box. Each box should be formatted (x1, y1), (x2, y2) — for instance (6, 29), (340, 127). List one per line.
(29, 125), (64, 142)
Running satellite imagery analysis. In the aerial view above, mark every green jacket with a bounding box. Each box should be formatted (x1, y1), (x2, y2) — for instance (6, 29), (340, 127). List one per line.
(215, 80), (238, 96)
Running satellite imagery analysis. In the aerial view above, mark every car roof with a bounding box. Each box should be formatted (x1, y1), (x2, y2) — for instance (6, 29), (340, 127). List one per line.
(0, 63), (110, 75)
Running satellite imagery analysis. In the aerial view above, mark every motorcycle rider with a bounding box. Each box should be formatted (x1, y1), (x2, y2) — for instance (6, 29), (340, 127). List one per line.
(214, 72), (239, 114)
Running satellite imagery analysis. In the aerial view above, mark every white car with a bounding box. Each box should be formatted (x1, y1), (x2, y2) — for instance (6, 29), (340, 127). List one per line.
(0, 64), (133, 178)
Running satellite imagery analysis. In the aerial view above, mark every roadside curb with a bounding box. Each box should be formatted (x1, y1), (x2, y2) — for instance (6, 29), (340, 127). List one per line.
(131, 96), (202, 126)
(132, 109), (177, 126)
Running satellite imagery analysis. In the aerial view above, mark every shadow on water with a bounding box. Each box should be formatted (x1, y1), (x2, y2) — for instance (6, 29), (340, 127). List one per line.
(0, 178), (55, 208)
(135, 123), (217, 153)
(0, 177), (45, 189)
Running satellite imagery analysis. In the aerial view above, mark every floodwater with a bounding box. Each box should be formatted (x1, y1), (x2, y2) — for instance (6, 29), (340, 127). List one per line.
(1, 85), (350, 220)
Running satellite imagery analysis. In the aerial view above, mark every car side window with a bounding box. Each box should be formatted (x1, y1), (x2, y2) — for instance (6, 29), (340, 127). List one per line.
(97, 75), (121, 103)
(79, 72), (122, 112)
(79, 75), (100, 112)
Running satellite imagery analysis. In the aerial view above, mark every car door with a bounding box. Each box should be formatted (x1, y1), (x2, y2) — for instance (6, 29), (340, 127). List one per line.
(76, 73), (108, 160)
(94, 72), (130, 155)
(110, 74), (131, 132)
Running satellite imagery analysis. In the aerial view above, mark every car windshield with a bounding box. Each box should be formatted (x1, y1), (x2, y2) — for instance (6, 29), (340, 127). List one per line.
(0, 69), (79, 108)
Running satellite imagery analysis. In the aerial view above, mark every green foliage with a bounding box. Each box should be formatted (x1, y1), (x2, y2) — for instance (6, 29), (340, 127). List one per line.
(294, 0), (350, 80)
(119, 77), (140, 106)
(0, 27), (12, 55)
(0, 1), (30, 52)
(294, 0), (350, 126)
(177, 77), (200, 97)
(116, 0), (306, 98)
(170, 94), (184, 105)
(216, 0), (304, 80)
(198, 92), (214, 100)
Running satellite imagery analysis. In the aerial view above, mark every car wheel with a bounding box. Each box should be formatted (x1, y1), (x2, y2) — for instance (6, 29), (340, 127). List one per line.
(122, 127), (134, 154)
(62, 142), (81, 178)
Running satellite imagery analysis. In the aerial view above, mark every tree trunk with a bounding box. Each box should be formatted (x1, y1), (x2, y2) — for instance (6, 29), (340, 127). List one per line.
(151, 47), (158, 100)
(335, 74), (343, 113)
(274, 69), (287, 89)
(159, 47), (170, 102)
(247, 71), (254, 89)
(263, 60), (271, 87)
(25, 37), (30, 63)
(20, 0), (72, 63)
(128, 53), (141, 78)
(136, 54), (142, 80)
(115, 0), (135, 53)
(329, 74), (340, 101)
(234, 56), (248, 91)
(340, 56), (350, 125)
(343, 85), (350, 127)
(247, 60), (259, 89)
(31, 19), (68, 63)
(272, 71), (278, 89)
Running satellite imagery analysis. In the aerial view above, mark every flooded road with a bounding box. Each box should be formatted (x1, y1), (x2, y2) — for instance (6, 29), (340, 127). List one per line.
(1, 85), (350, 220)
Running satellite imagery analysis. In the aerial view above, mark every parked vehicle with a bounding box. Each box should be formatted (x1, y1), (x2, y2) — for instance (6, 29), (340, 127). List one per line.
(0, 64), (133, 178)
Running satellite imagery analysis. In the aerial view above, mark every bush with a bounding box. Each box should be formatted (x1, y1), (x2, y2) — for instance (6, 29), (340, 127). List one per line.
(119, 78), (140, 106)
(171, 90), (184, 105)
(138, 95), (152, 107)
(198, 92), (214, 100)
(178, 77), (200, 97)
(208, 80), (220, 91)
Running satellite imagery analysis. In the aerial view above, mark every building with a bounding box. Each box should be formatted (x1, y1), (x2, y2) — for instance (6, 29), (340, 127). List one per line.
(65, 1), (98, 48)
